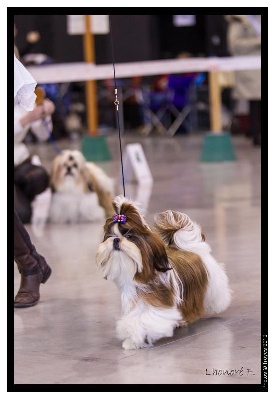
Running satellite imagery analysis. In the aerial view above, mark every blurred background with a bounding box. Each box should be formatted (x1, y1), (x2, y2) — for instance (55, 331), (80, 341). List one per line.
(14, 14), (230, 62)
(14, 14), (251, 141)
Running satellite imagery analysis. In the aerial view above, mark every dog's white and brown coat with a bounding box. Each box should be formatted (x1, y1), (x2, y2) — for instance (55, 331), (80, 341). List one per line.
(96, 195), (232, 350)
(49, 150), (114, 223)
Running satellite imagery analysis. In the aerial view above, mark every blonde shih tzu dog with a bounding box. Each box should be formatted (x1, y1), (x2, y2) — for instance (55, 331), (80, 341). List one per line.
(96, 195), (232, 350)
(49, 150), (114, 223)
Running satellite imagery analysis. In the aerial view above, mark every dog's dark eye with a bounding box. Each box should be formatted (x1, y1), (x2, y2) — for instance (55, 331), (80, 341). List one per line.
(72, 163), (78, 168)
(125, 234), (133, 239)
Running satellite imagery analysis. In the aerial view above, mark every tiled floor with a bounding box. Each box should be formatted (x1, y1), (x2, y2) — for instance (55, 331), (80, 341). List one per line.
(13, 131), (262, 386)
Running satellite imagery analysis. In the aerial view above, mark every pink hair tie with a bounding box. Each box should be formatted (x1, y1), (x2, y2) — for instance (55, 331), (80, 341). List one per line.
(113, 214), (127, 224)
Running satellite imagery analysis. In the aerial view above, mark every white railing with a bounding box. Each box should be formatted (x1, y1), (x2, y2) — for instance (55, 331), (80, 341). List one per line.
(27, 55), (261, 134)
(27, 55), (261, 84)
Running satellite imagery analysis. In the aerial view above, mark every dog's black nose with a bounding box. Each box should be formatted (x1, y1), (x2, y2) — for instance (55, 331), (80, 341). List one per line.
(65, 165), (73, 176)
(67, 166), (72, 172)
(113, 237), (120, 250)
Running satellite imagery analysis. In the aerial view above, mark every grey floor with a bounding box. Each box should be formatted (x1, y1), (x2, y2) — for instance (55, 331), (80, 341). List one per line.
(14, 130), (262, 386)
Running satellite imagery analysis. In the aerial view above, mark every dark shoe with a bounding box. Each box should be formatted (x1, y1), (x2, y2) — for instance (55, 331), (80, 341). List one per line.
(14, 211), (52, 308)
(14, 264), (52, 308)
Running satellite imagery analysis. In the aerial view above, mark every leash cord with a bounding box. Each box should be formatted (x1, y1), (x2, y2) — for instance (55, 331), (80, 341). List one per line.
(109, 15), (126, 197)
(41, 118), (62, 155)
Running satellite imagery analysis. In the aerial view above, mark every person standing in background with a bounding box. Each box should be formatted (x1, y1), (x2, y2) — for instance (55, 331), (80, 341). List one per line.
(225, 15), (261, 146)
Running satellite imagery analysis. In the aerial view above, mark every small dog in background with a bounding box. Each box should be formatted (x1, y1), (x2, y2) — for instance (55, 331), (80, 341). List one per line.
(49, 150), (114, 223)
(96, 195), (232, 350)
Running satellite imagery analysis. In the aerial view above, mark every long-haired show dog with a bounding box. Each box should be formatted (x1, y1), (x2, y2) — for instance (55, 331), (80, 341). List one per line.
(96, 195), (232, 350)
(49, 150), (114, 223)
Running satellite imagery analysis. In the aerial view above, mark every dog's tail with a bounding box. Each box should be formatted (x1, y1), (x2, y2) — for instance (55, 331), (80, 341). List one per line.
(154, 210), (206, 251)
(84, 162), (115, 217)
(85, 162), (114, 194)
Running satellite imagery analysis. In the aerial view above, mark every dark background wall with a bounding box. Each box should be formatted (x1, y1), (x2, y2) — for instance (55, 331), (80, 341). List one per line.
(14, 14), (229, 64)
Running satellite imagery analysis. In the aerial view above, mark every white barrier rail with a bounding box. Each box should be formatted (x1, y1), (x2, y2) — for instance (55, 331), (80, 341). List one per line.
(27, 55), (261, 84)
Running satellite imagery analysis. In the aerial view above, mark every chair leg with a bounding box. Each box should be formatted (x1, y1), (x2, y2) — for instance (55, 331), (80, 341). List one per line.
(150, 111), (167, 134)
(167, 106), (191, 136)
(143, 109), (167, 135)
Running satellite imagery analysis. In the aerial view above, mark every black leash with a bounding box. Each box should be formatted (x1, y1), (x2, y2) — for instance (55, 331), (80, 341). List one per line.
(109, 15), (126, 197)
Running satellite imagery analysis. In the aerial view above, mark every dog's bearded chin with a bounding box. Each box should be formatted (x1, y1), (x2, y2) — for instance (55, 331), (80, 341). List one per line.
(96, 239), (143, 285)
(57, 174), (85, 194)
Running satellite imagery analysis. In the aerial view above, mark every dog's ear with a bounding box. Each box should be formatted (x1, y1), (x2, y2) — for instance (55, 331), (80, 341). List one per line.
(135, 232), (171, 284)
(152, 250), (171, 273)
(50, 155), (62, 192)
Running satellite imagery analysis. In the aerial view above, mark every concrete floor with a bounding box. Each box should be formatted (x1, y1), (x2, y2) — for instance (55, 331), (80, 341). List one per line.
(13, 131), (262, 387)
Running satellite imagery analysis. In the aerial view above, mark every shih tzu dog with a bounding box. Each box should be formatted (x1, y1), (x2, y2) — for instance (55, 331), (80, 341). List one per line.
(49, 150), (114, 223)
(96, 195), (231, 350)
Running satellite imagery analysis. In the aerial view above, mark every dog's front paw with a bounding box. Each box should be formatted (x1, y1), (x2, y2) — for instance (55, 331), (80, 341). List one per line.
(122, 338), (137, 350)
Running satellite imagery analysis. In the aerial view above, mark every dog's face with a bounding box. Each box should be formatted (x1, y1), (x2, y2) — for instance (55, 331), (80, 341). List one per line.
(50, 150), (93, 194)
(96, 196), (171, 285)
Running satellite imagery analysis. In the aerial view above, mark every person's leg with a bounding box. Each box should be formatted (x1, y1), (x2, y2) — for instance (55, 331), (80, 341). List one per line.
(14, 210), (52, 307)
(14, 161), (49, 223)
(14, 185), (32, 224)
